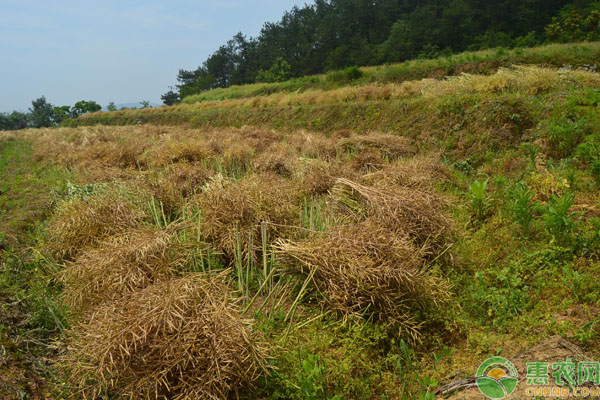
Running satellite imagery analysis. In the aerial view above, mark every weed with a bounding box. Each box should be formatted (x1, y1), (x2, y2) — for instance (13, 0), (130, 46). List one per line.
(543, 193), (580, 245)
(506, 182), (538, 235)
(468, 179), (493, 223)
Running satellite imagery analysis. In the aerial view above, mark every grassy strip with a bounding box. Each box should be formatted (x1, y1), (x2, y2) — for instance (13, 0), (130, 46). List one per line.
(0, 139), (73, 398)
(180, 41), (600, 104)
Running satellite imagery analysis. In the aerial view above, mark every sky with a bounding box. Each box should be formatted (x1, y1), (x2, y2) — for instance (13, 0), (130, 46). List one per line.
(0, 0), (306, 112)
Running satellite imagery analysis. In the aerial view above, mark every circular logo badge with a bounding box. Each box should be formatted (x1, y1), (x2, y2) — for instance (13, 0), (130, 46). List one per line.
(475, 356), (519, 399)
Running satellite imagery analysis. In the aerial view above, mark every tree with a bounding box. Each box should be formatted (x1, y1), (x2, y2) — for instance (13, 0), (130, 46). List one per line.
(29, 96), (56, 128)
(70, 100), (101, 118)
(161, 90), (180, 106)
(107, 102), (117, 112)
(256, 57), (291, 83)
(163, 0), (575, 96)
(8, 111), (28, 130)
(139, 100), (151, 109)
(53, 105), (71, 124)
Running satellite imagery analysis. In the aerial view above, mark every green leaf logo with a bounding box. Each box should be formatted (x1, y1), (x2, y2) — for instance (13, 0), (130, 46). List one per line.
(475, 356), (519, 399)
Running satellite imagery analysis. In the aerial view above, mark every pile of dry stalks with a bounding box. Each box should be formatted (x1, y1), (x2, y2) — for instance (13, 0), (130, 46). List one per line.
(197, 173), (301, 262)
(331, 178), (454, 253)
(337, 133), (417, 160)
(61, 224), (194, 314)
(64, 271), (267, 400)
(275, 220), (449, 338)
(45, 190), (147, 259)
(362, 155), (456, 190)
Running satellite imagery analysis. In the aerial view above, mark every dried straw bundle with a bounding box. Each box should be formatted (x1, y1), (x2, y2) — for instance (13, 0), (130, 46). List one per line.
(363, 155), (456, 190)
(275, 221), (448, 338)
(197, 173), (301, 262)
(64, 272), (267, 400)
(147, 162), (214, 210)
(337, 133), (416, 160)
(45, 191), (146, 260)
(331, 178), (453, 252)
(62, 225), (193, 314)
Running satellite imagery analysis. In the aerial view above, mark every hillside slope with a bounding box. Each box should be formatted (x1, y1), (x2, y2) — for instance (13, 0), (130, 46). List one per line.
(2, 43), (600, 399)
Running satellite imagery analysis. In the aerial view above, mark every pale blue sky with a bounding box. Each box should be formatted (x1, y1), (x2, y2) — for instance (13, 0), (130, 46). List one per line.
(0, 0), (306, 112)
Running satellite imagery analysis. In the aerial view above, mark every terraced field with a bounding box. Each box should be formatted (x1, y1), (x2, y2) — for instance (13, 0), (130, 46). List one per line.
(2, 42), (600, 399)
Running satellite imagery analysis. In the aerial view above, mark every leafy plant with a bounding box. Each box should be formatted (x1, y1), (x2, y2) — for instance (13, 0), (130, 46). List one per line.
(546, 116), (587, 158)
(543, 193), (580, 245)
(506, 182), (537, 235)
(468, 179), (493, 223)
(299, 354), (341, 400)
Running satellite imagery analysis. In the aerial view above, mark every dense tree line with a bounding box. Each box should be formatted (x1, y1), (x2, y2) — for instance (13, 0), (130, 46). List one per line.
(163, 0), (600, 104)
(0, 97), (101, 131)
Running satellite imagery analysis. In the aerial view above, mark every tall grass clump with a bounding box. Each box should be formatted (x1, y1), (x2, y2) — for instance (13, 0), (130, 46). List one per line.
(63, 272), (268, 400)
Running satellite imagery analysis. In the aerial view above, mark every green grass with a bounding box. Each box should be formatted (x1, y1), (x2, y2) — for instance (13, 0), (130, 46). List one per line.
(179, 41), (600, 105)
(0, 139), (73, 398)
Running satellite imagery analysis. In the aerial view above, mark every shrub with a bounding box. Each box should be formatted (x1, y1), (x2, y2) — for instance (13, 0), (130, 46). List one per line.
(326, 66), (364, 83)
(506, 182), (538, 235)
(543, 193), (580, 245)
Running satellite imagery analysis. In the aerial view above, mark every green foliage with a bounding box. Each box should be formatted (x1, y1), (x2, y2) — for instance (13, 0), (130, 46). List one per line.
(469, 265), (532, 328)
(298, 354), (341, 400)
(546, 115), (589, 159)
(543, 193), (580, 246)
(326, 66), (364, 84)
(468, 179), (493, 223)
(161, 90), (180, 106)
(53, 105), (71, 124)
(167, 0), (574, 100)
(506, 182), (538, 235)
(107, 102), (117, 112)
(0, 111), (28, 131)
(545, 7), (600, 42)
(256, 58), (292, 83)
(70, 100), (102, 118)
(29, 96), (56, 128)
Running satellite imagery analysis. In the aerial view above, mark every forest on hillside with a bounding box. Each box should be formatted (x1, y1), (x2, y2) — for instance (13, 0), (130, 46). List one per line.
(162, 0), (600, 104)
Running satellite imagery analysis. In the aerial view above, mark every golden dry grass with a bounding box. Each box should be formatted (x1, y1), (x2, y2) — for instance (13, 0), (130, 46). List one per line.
(61, 224), (194, 314)
(145, 162), (214, 210)
(64, 271), (267, 400)
(292, 159), (357, 196)
(45, 189), (147, 260)
(253, 142), (298, 178)
(275, 220), (449, 338)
